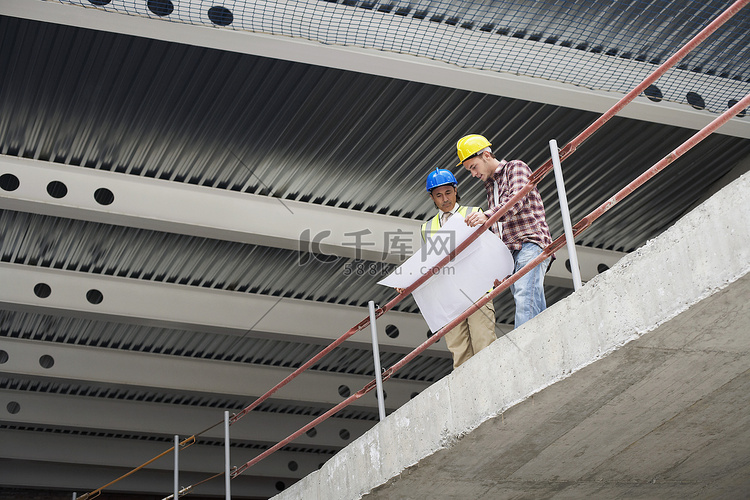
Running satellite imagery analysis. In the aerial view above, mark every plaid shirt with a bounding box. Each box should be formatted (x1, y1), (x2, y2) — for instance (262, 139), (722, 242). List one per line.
(484, 160), (553, 252)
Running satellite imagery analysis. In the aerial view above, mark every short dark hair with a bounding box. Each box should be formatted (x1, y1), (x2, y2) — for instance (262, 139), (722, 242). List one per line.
(466, 147), (496, 163)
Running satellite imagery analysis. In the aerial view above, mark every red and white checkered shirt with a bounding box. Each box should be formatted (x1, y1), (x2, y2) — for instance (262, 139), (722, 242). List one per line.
(484, 159), (553, 252)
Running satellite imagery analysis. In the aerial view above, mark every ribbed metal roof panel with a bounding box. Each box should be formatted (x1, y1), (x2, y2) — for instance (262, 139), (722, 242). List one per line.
(0, 309), (451, 381)
(1, 19), (747, 252)
(0, 207), (576, 326)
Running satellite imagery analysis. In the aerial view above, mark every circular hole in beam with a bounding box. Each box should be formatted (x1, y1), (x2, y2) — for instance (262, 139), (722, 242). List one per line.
(86, 289), (104, 305)
(147, 0), (174, 16)
(643, 85), (663, 102)
(208, 6), (233, 26)
(94, 187), (115, 205)
(597, 263), (610, 273)
(34, 283), (52, 299)
(686, 91), (705, 110)
(0, 350), (8, 364)
(46, 181), (68, 199)
(385, 324), (399, 338)
(339, 429), (351, 440)
(306, 427), (317, 438)
(287, 461), (298, 471)
(7, 402), (20, 414)
(337, 385), (350, 398)
(39, 355), (55, 369)
(275, 481), (285, 492)
(0, 173), (20, 191)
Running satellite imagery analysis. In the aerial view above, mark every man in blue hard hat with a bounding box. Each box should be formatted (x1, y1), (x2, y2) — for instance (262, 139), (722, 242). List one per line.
(421, 168), (498, 369)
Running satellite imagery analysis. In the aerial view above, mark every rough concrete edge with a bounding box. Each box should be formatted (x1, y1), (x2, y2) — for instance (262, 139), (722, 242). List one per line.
(272, 172), (750, 500)
(445, 170), (750, 438)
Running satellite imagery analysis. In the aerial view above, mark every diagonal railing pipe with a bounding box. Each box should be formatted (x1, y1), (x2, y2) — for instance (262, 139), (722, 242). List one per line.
(77, 0), (749, 495)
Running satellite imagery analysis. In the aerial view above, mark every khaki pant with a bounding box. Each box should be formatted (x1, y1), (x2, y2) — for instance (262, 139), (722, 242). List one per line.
(444, 300), (497, 369)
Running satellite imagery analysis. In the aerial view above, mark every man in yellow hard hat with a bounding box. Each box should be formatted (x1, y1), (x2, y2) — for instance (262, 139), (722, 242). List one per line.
(420, 168), (497, 369)
(457, 134), (553, 328)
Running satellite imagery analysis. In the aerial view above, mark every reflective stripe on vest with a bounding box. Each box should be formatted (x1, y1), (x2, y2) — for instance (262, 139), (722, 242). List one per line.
(420, 205), (482, 241)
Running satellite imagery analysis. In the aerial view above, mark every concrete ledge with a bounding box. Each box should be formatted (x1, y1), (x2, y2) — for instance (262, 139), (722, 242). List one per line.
(273, 173), (750, 499)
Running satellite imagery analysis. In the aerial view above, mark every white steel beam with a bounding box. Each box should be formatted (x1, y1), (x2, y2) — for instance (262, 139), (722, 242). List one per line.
(2, 0), (748, 138)
(0, 262), (458, 352)
(0, 155), (627, 287)
(546, 244), (628, 288)
(0, 428), (322, 479)
(0, 337), (431, 410)
(0, 389), (375, 447)
(0, 155), (422, 264)
(0, 458), (283, 497)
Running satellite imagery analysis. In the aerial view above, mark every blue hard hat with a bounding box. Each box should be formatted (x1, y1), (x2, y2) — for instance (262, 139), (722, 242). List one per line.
(426, 168), (457, 192)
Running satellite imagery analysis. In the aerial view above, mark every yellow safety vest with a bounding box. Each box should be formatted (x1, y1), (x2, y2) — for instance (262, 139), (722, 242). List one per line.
(420, 205), (482, 241)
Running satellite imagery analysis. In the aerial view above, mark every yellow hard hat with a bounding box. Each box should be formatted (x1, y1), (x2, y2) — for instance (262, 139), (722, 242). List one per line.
(456, 134), (492, 166)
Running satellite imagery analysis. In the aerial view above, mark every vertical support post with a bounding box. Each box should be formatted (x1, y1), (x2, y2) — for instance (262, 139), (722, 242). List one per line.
(368, 301), (387, 421)
(549, 139), (583, 291)
(224, 411), (231, 500)
(72, 494), (77, 500)
(174, 435), (179, 500)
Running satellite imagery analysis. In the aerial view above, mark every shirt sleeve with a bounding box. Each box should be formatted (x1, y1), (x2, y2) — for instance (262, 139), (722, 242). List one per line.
(497, 161), (531, 221)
